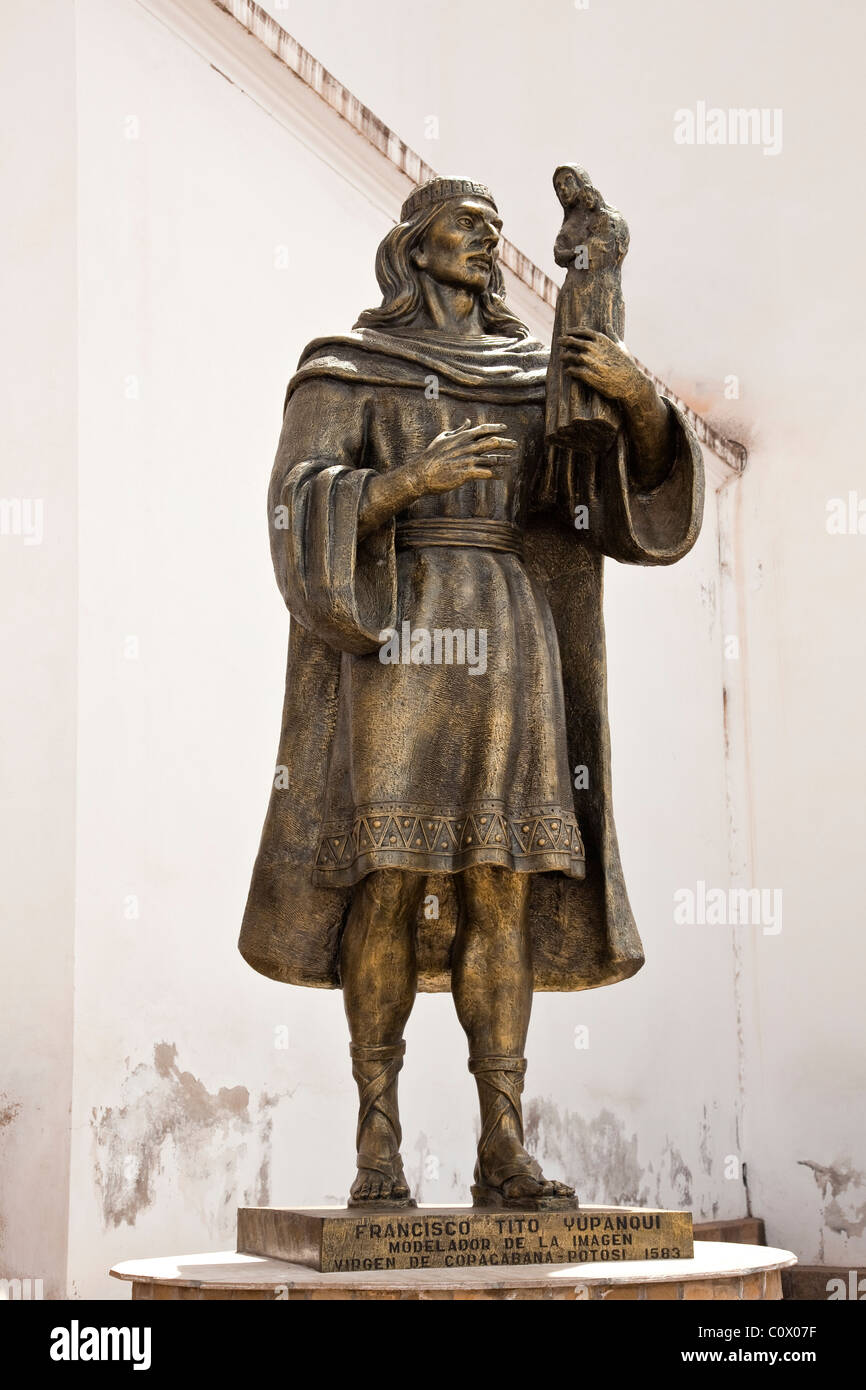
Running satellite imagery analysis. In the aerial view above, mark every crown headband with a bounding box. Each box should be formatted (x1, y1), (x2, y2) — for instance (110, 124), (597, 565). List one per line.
(400, 177), (497, 223)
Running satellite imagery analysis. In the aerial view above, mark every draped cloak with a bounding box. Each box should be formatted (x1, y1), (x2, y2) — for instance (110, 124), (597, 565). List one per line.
(239, 326), (704, 992)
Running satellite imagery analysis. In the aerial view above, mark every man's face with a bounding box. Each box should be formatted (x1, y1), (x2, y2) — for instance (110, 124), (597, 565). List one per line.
(412, 198), (502, 293)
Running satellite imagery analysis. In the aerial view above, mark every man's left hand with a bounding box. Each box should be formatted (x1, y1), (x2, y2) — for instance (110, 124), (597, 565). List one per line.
(559, 330), (651, 409)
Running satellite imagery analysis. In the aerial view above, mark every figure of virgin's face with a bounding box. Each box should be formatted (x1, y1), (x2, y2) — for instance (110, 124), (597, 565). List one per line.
(555, 167), (598, 212)
(411, 198), (502, 293)
(554, 170), (582, 208)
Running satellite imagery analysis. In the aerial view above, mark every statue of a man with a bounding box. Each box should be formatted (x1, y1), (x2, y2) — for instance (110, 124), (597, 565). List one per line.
(240, 176), (704, 1210)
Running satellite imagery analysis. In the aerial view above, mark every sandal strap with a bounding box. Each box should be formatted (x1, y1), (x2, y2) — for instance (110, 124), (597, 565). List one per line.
(350, 1040), (406, 1158)
(487, 1154), (544, 1188)
(469, 1055), (528, 1077)
(351, 1041), (407, 1063)
(468, 1054), (536, 1188)
(356, 1150), (406, 1179)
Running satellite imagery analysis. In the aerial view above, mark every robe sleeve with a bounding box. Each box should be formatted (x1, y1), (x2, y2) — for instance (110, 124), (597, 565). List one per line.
(268, 378), (397, 654)
(543, 398), (705, 566)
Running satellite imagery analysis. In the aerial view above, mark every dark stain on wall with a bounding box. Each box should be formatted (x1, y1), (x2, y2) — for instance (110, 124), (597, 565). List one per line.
(799, 1158), (866, 1256)
(0, 1094), (22, 1247)
(657, 1138), (693, 1208)
(520, 1096), (712, 1213)
(523, 1097), (650, 1205)
(0, 1096), (21, 1130)
(91, 1043), (279, 1228)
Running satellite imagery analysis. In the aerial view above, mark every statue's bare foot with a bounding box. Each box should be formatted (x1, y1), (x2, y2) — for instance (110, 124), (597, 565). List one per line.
(348, 1161), (414, 1207)
(500, 1172), (574, 1201)
(347, 1114), (415, 1207)
(473, 1131), (576, 1209)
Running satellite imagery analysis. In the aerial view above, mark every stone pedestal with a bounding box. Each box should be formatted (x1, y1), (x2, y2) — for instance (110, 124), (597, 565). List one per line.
(237, 1203), (693, 1272)
(110, 1241), (796, 1301)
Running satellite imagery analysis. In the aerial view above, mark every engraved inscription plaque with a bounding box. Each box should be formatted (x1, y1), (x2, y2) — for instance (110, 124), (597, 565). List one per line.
(238, 1204), (694, 1273)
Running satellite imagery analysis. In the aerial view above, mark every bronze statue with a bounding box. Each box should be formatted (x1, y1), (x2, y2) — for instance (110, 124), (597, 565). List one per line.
(546, 164), (630, 453)
(240, 174), (704, 1211)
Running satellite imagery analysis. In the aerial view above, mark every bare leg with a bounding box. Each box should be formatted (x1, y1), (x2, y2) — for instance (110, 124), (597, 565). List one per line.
(453, 865), (574, 1203)
(340, 869), (425, 1205)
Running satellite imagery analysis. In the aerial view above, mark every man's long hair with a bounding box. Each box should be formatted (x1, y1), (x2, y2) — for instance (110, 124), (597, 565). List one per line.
(354, 201), (530, 338)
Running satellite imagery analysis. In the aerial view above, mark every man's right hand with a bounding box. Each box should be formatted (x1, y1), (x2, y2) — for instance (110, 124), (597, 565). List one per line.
(409, 420), (517, 496)
(357, 420), (516, 540)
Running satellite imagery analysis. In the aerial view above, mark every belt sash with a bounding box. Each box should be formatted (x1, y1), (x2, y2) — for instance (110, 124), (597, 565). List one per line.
(396, 517), (524, 558)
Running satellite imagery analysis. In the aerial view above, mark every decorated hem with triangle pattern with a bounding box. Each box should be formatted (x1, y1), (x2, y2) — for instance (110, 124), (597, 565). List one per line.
(312, 801), (586, 886)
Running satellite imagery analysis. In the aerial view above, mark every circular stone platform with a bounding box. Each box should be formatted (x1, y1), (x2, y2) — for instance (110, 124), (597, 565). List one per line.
(111, 1241), (796, 1300)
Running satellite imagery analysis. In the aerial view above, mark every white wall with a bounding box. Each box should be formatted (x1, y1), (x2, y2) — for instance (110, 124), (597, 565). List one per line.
(0, 0), (78, 1300)
(5, 0), (858, 1298)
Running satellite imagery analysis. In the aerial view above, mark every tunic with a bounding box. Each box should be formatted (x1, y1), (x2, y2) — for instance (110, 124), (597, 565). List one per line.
(287, 336), (585, 885)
